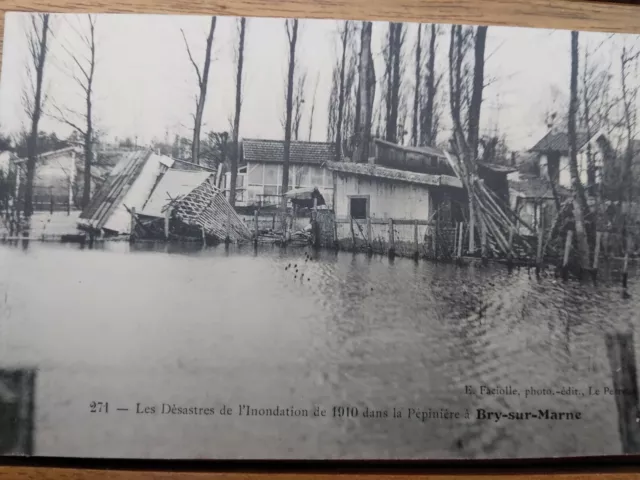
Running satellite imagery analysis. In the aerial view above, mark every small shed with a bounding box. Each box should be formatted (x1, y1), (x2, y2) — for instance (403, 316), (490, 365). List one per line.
(78, 150), (173, 234)
(327, 161), (463, 222)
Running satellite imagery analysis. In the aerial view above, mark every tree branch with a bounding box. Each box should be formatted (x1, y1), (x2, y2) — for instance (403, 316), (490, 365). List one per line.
(181, 29), (203, 87)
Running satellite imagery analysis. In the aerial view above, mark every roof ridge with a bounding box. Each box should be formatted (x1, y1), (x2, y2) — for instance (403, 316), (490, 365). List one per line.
(242, 138), (335, 146)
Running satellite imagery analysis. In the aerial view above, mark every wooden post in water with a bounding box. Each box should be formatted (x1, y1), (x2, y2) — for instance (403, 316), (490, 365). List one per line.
(562, 230), (573, 280)
(623, 235), (630, 289)
(272, 213), (276, 231)
(349, 216), (356, 251)
(605, 331), (640, 453)
(129, 207), (136, 243)
(592, 231), (602, 283)
(388, 218), (395, 258)
(366, 216), (372, 253)
(201, 226), (206, 246)
(254, 209), (259, 246)
(164, 207), (171, 240)
(434, 207), (440, 261)
(535, 227), (544, 277)
(413, 220), (419, 260)
(282, 213), (287, 245)
(333, 216), (339, 249)
(507, 225), (515, 271)
(480, 221), (488, 265)
(49, 195), (53, 215)
(457, 222), (464, 260)
(225, 210), (232, 245)
(453, 222), (459, 259)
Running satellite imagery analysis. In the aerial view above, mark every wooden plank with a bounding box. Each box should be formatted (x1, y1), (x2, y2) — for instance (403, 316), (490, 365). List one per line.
(605, 332), (640, 454)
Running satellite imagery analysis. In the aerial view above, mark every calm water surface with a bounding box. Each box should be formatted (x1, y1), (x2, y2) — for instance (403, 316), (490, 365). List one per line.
(0, 241), (638, 459)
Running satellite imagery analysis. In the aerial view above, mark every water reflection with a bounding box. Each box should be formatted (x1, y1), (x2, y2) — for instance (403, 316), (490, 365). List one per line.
(0, 369), (36, 455)
(0, 241), (638, 459)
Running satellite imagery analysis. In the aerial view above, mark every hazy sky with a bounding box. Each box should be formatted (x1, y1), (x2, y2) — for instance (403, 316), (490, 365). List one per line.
(1, 12), (639, 151)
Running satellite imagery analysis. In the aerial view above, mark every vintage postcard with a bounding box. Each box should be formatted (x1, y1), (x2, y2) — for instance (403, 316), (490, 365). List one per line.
(0, 10), (640, 460)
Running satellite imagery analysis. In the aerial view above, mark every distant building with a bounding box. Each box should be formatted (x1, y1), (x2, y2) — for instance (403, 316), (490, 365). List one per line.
(12, 147), (78, 211)
(225, 139), (336, 208)
(507, 167), (571, 235)
(326, 161), (463, 221)
(529, 130), (609, 192)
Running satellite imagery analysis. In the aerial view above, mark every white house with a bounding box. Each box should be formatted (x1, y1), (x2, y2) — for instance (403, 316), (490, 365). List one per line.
(529, 130), (608, 192)
(224, 139), (336, 208)
(326, 161), (463, 221)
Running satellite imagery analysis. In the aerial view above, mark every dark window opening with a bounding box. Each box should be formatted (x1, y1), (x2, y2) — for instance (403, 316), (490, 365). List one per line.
(350, 197), (368, 219)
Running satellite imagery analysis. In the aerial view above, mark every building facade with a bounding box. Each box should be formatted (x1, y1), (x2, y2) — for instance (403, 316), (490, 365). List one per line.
(327, 161), (462, 221)
(225, 139), (336, 208)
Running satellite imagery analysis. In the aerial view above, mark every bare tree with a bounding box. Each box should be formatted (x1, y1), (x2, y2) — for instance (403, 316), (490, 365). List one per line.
(580, 41), (614, 210)
(182, 16), (217, 165)
(411, 24), (421, 147)
(620, 43), (639, 209)
(335, 21), (351, 160)
(229, 17), (246, 207)
(326, 68), (339, 142)
(449, 25), (487, 253)
(384, 23), (405, 143)
(308, 73), (319, 141)
(354, 22), (375, 164)
(421, 24), (439, 146)
(282, 19), (299, 205)
(22, 13), (51, 218)
(293, 71), (307, 140)
(53, 15), (97, 208)
(568, 31), (591, 268)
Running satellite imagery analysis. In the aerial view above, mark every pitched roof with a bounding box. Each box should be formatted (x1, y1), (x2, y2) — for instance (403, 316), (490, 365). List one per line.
(373, 138), (446, 158)
(509, 173), (571, 199)
(13, 146), (79, 165)
(326, 161), (463, 188)
(140, 169), (212, 217)
(242, 139), (337, 165)
(79, 149), (153, 230)
(477, 162), (518, 174)
(529, 131), (592, 153)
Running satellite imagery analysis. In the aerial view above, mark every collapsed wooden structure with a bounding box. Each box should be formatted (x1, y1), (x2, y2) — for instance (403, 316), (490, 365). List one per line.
(78, 149), (251, 243)
(443, 151), (540, 261)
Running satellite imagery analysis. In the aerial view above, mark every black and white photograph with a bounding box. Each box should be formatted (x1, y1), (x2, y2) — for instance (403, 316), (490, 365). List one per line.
(1, 10), (640, 460)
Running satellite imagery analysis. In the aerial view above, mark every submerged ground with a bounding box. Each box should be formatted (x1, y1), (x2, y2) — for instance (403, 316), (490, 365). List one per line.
(0, 241), (638, 459)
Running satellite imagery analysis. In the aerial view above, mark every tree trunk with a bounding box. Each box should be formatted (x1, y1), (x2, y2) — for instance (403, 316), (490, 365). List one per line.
(335, 22), (349, 161)
(386, 23), (402, 143)
(24, 14), (50, 219)
(621, 45), (635, 211)
(230, 17), (246, 208)
(190, 17), (217, 166)
(466, 26), (488, 254)
(282, 19), (298, 207)
(568, 30), (591, 268)
(411, 24), (421, 147)
(354, 22), (375, 164)
(468, 26), (487, 163)
(82, 17), (96, 209)
(421, 24), (437, 146)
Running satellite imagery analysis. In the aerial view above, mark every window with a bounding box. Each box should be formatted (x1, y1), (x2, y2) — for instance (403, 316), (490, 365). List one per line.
(264, 185), (281, 196)
(310, 167), (324, 187)
(349, 196), (368, 220)
(248, 164), (264, 185)
(264, 164), (279, 185)
(296, 166), (310, 187)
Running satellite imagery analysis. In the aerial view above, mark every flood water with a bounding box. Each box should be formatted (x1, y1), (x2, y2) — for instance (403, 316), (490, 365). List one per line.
(0, 240), (639, 459)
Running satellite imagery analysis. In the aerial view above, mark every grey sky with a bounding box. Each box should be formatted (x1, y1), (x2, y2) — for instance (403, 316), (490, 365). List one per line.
(0, 12), (639, 151)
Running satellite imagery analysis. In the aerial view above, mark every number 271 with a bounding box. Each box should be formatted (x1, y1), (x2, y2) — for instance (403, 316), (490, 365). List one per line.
(90, 401), (108, 413)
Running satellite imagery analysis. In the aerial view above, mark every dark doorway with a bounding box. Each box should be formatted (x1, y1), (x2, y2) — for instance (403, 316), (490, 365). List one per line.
(350, 197), (368, 219)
